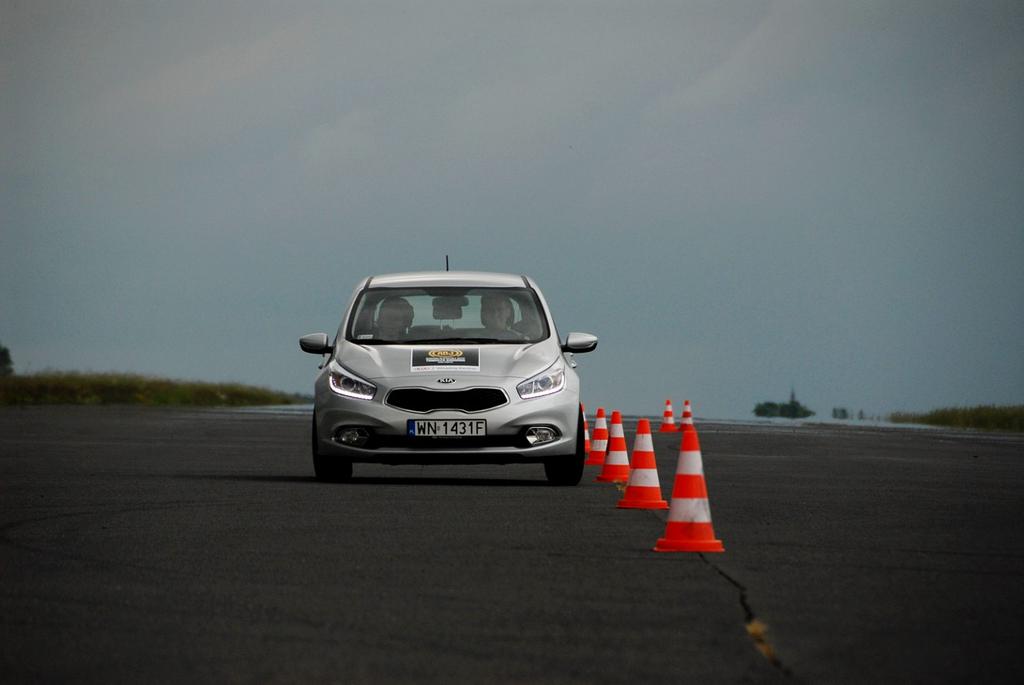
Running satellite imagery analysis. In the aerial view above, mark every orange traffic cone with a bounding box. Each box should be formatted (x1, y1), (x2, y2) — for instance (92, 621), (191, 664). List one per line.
(618, 419), (668, 509)
(679, 400), (695, 433)
(596, 411), (630, 483)
(585, 407), (608, 466)
(654, 426), (724, 552)
(659, 400), (679, 432)
(581, 404), (591, 455)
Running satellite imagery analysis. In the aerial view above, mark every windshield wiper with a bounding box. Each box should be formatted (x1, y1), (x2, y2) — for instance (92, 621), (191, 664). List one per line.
(403, 337), (507, 344)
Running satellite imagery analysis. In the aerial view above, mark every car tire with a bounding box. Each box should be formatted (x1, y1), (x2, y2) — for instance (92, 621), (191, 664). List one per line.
(312, 413), (353, 482)
(544, 409), (585, 486)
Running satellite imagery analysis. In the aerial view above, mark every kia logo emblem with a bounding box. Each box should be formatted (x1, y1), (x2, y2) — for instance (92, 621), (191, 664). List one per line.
(437, 378), (457, 384)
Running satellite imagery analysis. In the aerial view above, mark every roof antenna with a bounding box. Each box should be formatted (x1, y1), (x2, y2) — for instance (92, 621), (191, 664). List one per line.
(445, 255), (450, 271)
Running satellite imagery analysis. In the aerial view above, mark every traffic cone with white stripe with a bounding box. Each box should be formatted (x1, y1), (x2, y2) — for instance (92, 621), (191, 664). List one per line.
(679, 400), (695, 433)
(659, 400), (679, 432)
(581, 404), (591, 455)
(654, 426), (724, 552)
(617, 419), (668, 509)
(596, 411), (631, 483)
(585, 407), (608, 466)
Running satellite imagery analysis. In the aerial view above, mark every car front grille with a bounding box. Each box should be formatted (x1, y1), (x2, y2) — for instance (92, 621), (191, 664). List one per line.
(385, 387), (508, 413)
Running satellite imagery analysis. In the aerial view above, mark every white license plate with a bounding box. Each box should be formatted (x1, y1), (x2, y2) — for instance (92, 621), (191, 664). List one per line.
(407, 419), (487, 437)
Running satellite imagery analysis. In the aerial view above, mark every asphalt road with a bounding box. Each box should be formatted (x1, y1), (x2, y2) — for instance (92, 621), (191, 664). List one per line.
(2, 406), (1022, 683)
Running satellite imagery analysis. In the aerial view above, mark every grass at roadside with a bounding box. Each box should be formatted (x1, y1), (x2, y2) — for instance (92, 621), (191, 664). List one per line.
(889, 405), (1024, 433)
(0, 372), (308, 407)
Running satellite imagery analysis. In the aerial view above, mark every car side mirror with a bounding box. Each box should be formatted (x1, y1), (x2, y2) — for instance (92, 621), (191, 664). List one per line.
(299, 332), (331, 355)
(561, 332), (598, 353)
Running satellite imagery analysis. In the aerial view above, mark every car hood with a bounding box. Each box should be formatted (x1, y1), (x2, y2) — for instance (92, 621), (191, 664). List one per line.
(336, 340), (560, 383)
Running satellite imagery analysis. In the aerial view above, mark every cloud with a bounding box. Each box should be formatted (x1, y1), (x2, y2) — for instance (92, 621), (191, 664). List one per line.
(650, 0), (839, 117)
(110, 13), (316, 113)
(302, 108), (380, 171)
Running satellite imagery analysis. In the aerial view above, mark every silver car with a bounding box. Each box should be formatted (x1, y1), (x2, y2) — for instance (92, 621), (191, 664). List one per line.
(299, 271), (598, 485)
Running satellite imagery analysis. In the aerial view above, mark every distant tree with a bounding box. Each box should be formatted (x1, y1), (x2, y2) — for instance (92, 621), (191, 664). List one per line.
(832, 407), (849, 420)
(0, 343), (12, 376)
(779, 399), (814, 418)
(858, 409), (865, 420)
(754, 390), (814, 419)
(754, 401), (781, 417)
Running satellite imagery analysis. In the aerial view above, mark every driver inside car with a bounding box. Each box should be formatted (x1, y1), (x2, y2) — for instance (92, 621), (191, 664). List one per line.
(480, 293), (524, 340)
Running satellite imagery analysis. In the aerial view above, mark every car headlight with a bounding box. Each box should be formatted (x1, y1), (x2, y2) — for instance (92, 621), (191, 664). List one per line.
(328, 365), (377, 400)
(517, 363), (565, 400)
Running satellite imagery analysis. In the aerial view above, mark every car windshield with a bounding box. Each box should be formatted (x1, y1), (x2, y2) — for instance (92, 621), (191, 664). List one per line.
(347, 287), (549, 344)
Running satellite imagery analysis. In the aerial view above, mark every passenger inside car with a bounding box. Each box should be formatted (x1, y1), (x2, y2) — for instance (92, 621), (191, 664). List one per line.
(374, 297), (414, 340)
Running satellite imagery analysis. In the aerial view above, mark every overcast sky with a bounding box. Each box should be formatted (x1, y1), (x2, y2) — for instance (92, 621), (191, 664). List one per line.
(3, 1), (1022, 419)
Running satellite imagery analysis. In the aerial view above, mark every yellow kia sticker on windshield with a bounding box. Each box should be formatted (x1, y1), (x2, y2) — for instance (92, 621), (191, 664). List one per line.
(412, 348), (480, 372)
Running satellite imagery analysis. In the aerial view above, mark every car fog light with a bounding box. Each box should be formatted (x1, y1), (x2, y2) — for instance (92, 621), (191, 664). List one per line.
(335, 427), (370, 447)
(525, 426), (558, 445)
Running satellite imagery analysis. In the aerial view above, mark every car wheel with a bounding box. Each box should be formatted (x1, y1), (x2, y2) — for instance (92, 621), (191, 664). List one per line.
(312, 413), (353, 482)
(544, 409), (585, 486)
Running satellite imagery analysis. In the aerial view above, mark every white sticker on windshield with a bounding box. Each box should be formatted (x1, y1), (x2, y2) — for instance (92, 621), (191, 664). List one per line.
(411, 348), (480, 372)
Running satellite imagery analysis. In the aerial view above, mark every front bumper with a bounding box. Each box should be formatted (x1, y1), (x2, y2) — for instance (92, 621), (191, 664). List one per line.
(313, 375), (579, 464)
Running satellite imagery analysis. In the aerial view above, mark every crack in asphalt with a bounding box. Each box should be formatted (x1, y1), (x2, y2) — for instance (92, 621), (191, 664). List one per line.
(611, 457), (796, 678)
(699, 554), (798, 681)
(628, 488), (800, 680)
